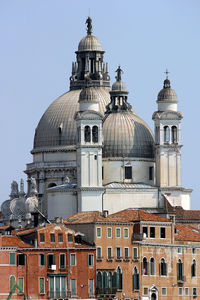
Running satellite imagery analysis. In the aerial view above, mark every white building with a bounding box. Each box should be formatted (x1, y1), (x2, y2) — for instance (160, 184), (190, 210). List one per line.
(1, 17), (192, 223)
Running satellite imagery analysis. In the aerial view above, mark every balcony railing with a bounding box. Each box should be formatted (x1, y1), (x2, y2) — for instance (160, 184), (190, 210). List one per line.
(96, 287), (117, 296)
(132, 233), (144, 241)
(177, 275), (186, 284)
(48, 290), (71, 299)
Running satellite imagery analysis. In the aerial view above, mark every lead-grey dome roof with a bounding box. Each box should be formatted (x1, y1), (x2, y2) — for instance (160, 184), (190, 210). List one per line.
(78, 35), (102, 52)
(103, 111), (154, 158)
(33, 88), (110, 149)
(157, 78), (178, 103)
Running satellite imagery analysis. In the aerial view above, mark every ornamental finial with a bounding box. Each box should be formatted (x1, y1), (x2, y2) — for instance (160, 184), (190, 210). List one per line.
(115, 66), (123, 81)
(163, 69), (171, 89)
(86, 17), (92, 35)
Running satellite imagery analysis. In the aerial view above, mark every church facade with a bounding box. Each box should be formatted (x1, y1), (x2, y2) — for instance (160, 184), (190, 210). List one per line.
(1, 17), (192, 223)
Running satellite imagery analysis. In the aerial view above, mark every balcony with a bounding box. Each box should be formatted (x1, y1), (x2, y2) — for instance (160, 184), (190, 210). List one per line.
(123, 256), (130, 262)
(107, 256), (114, 262)
(177, 275), (186, 284)
(48, 290), (71, 299)
(115, 256), (122, 262)
(132, 233), (144, 242)
(96, 256), (103, 261)
(96, 287), (117, 296)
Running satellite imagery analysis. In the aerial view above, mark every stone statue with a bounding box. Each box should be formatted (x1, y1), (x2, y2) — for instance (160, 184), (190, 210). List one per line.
(30, 177), (38, 196)
(10, 181), (19, 199)
(86, 17), (92, 35)
(115, 66), (123, 81)
(64, 176), (70, 184)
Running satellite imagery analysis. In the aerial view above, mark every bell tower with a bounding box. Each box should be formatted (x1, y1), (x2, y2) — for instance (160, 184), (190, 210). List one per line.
(152, 73), (183, 188)
(75, 83), (104, 212)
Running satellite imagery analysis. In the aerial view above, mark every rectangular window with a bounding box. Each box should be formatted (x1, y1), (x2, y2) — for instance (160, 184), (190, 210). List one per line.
(177, 247), (182, 254)
(50, 233), (55, 243)
(107, 227), (112, 238)
(150, 227), (155, 238)
(58, 233), (63, 243)
(116, 228), (121, 238)
(124, 228), (129, 238)
(102, 166), (104, 180)
(47, 254), (55, 268)
(107, 247), (112, 259)
(40, 233), (45, 243)
(9, 253), (15, 265)
(87, 254), (94, 266)
(133, 248), (138, 259)
(88, 279), (94, 295)
(125, 166), (132, 179)
(60, 254), (65, 269)
(161, 287), (167, 296)
(70, 254), (76, 266)
(143, 287), (148, 295)
(71, 279), (77, 296)
(116, 247), (121, 259)
(97, 247), (102, 259)
(17, 254), (25, 266)
(124, 247), (129, 259)
(179, 287), (183, 296)
(160, 227), (166, 238)
(149, 166), (153, 180)
(18, 277), (24, 294)
(185, 287), (189, 296)
(192, 248), (196, 254)
(96, 227), (101, 238)
(142, 226), (148, 237)
(39, 277), (45, 294)
(193, 288), (197, 296)
(68, 233), (73, 242)
(39, 254), (46, 266)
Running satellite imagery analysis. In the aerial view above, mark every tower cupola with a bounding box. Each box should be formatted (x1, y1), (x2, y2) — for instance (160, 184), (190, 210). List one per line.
(70, 17), (110, 90)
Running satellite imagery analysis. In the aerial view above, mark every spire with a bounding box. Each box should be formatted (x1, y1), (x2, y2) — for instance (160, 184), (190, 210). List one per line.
(163, 69), (171, 89)
(86, 16), (92, 35)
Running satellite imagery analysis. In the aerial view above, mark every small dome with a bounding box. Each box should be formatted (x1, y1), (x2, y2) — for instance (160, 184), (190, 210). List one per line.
(79, 87), (98, 103)
(103, 112), (154, 158)
(78, 35), (102, 51)
(157, 78), (178, 102)
(112, 80), (127, 92)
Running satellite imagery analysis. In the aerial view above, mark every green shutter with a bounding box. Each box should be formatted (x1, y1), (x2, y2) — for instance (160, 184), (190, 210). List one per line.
(9, 276), (15, 292)
(18, 278), (24, 293)
(9, 253), (15, 265)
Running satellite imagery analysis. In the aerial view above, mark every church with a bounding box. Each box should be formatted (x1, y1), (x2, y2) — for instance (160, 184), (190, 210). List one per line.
(1, 17), (192, 223)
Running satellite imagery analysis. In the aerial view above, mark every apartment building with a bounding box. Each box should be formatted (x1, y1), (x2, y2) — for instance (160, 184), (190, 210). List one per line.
(0, 223), (96, 299)
(65, 209), (200, 300)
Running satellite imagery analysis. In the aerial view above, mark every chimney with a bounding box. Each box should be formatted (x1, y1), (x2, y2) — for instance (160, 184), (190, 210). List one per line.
(103, 210), (108, 218)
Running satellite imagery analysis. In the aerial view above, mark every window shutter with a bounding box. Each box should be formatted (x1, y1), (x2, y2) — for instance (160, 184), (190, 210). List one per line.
(112, 272), (117, 289)
(177, 263), (179, 280)
(53, 254), (55, 265)
(165, 263), (168, 276)
(141, 262), (143, 274)
(147, 262), (149, 275)
(159, 263), (161, 276)
(44, 254), (46, 266)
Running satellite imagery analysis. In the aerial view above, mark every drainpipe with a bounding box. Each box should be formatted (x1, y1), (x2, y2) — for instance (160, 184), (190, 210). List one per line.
(67, 249), (69, 294)
(101, 190), (106, 211)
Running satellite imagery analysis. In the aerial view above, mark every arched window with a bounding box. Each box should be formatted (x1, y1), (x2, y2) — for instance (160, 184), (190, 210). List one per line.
(142, 257), (149, 275)
(159, 258), (167, 276)
(192, 259), (196, 277)
(116, 266), (123, 290)
(112, 272), (117, 292)
(164, 126), (170, 142)
(10, 275), (16, 293)
(133, 266), (140, 291)
(92, 126), (98, 143)
(103, 271), (108, 289)
(150, 257), (155, 275)
(108, 272), (112, 289)
(177, 259), (184, 281)
(84, 126), (91, 142)
(96, 271), (102, 290)
(172, 126), (178, 143)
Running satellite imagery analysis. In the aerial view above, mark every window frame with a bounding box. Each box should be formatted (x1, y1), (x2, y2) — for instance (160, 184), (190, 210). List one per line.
(125, 166), (132, 180)
(18, 277), (24, 294)
(133, 247), (138, 260)
(116, 228), (121, 238)
(50, 233), (55, 243)
(40, 233), (45, 243)
(47, 253), (55, 269)
(178, 287), (183, 296)
(123, 228), (129, 238)
(58, 233), (63, 243)
(70, 253), (76, 266)
(88, 278), (94, 296)
(185, 287), (189, 296)
(9, 252), (15, 265)
(96, 227), (102, 238)
(96, 247), (102, 259)
(60, 253), (66, 269)
(39, 277), (45, 295)
(161, 287), (167, 296)
(87, 254), (94, 267)
(124, 247), (129, 259)
(107, 247), (112, 259)
(17, 254), (25, 266)
(142, 226), (148, 238)
(150, 227), (155, 238)
(9, 275), (16, 293)
(39, 254), (46, 266)
(193, 288), (197, 297)
(71, 279), (77, 296)
(107, 227), (112, 238)
(116, 247), (121, 259)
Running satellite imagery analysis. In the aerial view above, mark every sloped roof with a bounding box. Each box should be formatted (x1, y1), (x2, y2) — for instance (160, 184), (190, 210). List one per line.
(64, 209), (171, 224)
(0, 235), (33, 248)
(175, 207), (200, 221)
(175, 224), (200, 242)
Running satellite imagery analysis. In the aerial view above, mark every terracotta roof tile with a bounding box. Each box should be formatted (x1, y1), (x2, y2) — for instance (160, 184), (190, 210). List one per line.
(175, 207), (200, 221)
(64, 209), (171, 224)
(0, 235), (33, 248)
(175, 224), (200, 242)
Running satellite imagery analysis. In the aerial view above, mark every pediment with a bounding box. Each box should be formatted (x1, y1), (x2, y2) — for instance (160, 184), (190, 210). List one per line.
(75, 110), (103, 120)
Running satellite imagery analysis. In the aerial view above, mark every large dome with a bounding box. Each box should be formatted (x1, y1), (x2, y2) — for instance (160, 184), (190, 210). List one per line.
(33, 88), (110, 149)
(103, 111), (154, 158)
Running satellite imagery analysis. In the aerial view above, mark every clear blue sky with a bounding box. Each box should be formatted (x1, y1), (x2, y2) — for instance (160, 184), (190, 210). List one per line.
(0, 0), (200, 208)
